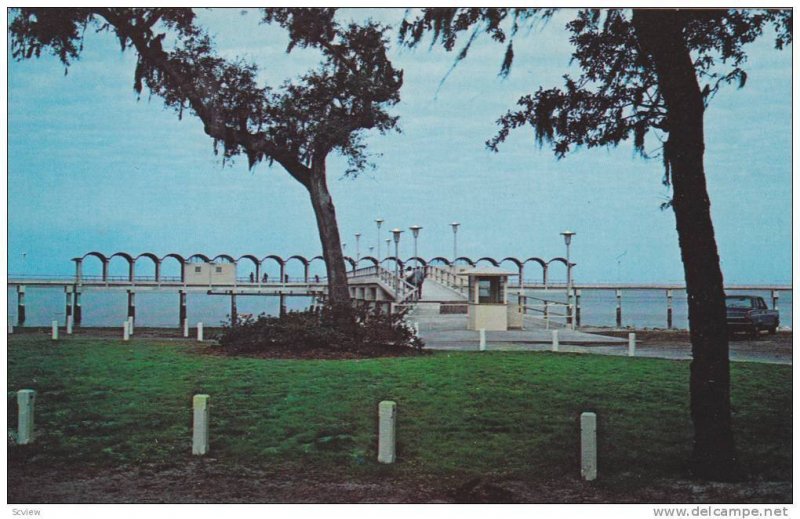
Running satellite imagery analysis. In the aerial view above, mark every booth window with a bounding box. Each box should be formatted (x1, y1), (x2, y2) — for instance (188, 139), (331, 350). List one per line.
(478, 278), (502, 303)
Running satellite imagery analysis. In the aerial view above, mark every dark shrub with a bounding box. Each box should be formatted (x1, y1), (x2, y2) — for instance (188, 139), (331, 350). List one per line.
(216, 303), (424, 357)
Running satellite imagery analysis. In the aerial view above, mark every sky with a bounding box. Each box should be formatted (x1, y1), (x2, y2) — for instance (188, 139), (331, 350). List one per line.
(6, 8), (793, 284)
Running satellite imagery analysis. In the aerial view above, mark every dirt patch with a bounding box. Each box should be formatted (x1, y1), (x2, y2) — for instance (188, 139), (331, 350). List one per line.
(7, 462), (790, 503)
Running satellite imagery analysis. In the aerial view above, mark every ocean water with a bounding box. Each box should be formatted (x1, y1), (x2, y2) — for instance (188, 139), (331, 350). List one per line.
(521, 288), (792, 329)
(6, 287), (314, 328)
(6, 286), (792, 330)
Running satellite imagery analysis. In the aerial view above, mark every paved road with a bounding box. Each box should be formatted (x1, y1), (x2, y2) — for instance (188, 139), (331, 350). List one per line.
(409, 309), (791, 365)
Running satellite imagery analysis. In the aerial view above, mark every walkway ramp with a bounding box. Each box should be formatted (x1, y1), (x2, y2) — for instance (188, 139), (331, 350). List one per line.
(419, 279), (468, 302)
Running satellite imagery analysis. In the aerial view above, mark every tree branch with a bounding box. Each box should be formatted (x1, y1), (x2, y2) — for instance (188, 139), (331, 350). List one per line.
(95, 8), (312, 188)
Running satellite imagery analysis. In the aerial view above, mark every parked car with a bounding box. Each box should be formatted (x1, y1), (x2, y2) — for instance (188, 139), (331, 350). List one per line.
(725, 295), (779, 337)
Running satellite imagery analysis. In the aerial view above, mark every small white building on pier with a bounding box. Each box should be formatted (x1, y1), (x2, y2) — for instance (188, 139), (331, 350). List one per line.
(184, 262), (236, 285)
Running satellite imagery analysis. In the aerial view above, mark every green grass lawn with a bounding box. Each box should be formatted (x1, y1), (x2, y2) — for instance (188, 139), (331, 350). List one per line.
(7, 335), (792, 486)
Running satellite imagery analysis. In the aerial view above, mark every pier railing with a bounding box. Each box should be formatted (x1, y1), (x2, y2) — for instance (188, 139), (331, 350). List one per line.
(347, 265), (419, 303)
(424, 265), (468, 296)
(516, 294), (575, 330)
(509, 284), (790, 329)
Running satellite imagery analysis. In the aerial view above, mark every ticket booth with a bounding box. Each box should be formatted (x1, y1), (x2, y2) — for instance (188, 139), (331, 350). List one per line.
(459, 267), (522, 331)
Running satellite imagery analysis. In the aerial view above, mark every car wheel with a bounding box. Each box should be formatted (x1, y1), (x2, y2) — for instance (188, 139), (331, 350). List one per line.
(769, 324), (777, 335)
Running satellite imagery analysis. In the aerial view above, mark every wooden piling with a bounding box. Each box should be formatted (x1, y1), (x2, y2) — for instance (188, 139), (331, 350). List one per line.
(74, 290), (82, 326)
(179, 290), (187, 327)
(17, 286), (25, 327)
(666, 289), (673, 329)
(126, 290), (136, 325)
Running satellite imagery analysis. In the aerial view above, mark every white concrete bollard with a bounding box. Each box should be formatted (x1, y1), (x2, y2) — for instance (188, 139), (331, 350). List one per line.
(628, 332), (636, 357)
(378, 400), (397, 464)
(183, 319), (189, 338)
(17, 390), (36, 445)
(123, 321), (130, 341)
(581, 412), (598, 481)
(128, 316), (134, 336)
(66, 315), (73, 335)
(551, 329), (559, 352)
(192, 394), (210, 455)
(479, 328), (486, 351)
(51, 320), (58, 341)
(197, 322), (204, 342)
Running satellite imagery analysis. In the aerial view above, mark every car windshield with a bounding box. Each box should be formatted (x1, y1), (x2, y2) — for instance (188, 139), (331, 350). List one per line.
(726, 296), (754, 309)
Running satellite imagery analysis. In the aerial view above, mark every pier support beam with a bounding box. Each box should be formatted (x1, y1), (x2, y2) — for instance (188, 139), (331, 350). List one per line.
(575, 289), (582, 327)
(17, 286), (26, 327)
(566, 288), (573, 326)
(74, 290), (82, 326)
(64, 286), (73, 322)
(230, 293), (238, 323)
(279, 293), (287, 317)
(771, 290), (779, 311)
(666, 289), (673, 329)
(615, 289), (622, 328)
(179, 290), (187, 328)
(127, 290), (136, 325)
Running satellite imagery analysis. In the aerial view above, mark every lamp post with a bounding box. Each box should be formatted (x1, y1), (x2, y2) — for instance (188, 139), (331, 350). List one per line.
(450, 222), (460, 261)
(375, 218), (384, 263)
(561, 230), (576, 325)
(409, 225), (422, 267)
(355, 233), (361, 264)
(391, 229), (403, 292)
(385, 238), (391, 270)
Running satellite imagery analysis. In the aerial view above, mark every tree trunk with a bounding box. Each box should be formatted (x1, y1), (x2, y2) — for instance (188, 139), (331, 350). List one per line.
(307, 158), (351, 304)
(633, 9), (737, 479)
